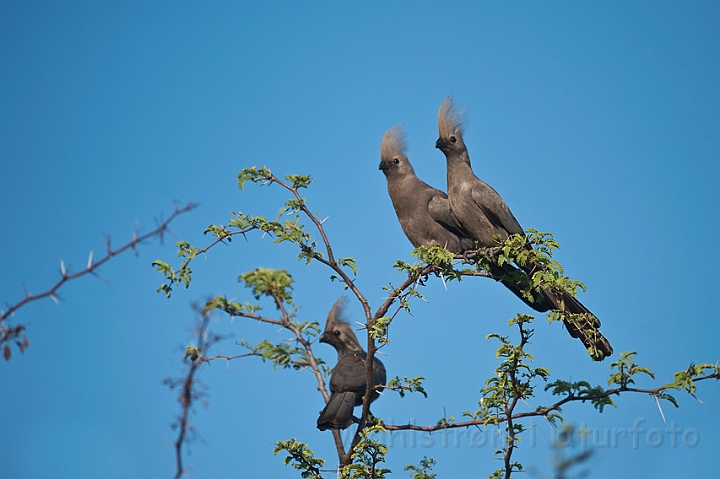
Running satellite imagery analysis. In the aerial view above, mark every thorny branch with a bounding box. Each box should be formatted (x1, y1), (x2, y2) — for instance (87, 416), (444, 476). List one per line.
(502, 322), (532, 479)
(1, 202), (196, 360)
(166, 305), (226, 479)
(383, 372), (720, 433)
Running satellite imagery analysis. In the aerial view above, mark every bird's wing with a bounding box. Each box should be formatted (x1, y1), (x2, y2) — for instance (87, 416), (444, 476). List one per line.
(329, 353), (368, 394)
(372, 356), (387, 388)
(427, 193), (463, 232)
(470, 180), (524, 236)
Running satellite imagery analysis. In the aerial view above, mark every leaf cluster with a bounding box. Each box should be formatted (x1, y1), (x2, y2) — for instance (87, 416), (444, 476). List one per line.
(341, 422), (390, 479)
(239, 267), (296, 308)
(404, 457), (437, 479)
(273, 439), (325, 479)
(387, 375), (428, 399)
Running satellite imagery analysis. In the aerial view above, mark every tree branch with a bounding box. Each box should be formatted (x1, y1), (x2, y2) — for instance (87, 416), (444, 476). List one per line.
(1, 202), (196, 360)
(166, 305), (225, 479)
(384, 371), (720, 432)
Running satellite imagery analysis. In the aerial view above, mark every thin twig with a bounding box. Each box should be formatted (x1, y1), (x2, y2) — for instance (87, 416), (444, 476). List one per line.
(168, 306), (224, 479)
(1, 202), (196, 358)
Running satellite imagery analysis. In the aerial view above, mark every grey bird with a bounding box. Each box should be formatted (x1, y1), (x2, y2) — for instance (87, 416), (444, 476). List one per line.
(317, 297), (386, 431)
(379, 125), (555, 311)
(435, 97), (613, 360)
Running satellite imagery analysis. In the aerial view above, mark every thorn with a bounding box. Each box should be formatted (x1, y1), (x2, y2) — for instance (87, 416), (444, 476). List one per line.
(50, 294), (60, 305)
(440, 273), (448, 291)
(87, 250), (94, 269)
(319, 216), (329, 224)
(22, 283), (30, 298)
(89, 270), (109, 284)
(60, 259), (66, 277)
(654, 395), (667, 423)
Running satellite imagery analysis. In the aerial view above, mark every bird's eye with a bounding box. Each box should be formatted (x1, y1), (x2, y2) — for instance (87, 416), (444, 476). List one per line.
(333, 330), (340, 336)
(393, 158), (399, 164)
(450, 136), (457, 143)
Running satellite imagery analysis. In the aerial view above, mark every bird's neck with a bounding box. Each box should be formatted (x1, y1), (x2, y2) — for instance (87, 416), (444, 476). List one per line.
(337, 346), (363, 360)
(446, 151), (474, 190)
(388, 173), (421, 205)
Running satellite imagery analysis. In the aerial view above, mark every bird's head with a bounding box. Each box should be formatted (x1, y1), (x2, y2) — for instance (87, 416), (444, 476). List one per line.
(436, 96), (467, 155)
(320, 297), (363, 355)
(378, 125), (415, 178)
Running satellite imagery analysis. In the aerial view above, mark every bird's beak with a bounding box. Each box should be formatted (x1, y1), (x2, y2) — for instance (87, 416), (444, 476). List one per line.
(319, 333), (329, 343)
(378, 161), (388, 171)
(435, 137), (447, 149)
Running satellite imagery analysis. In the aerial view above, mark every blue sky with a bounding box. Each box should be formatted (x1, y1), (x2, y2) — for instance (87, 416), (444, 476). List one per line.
(1, 2), (718, 478)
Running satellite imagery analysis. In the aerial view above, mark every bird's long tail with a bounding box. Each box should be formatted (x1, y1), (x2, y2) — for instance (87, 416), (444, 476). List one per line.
(541, 286), (613, 361)
(489, 261), (613, 361)
(488, 262), (553, 313)
(317, 392), (358, 431)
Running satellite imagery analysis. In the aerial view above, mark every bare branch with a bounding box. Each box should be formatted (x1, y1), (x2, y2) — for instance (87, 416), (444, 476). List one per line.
(1, 202), (196, 359)
(166, 306), (225, 479)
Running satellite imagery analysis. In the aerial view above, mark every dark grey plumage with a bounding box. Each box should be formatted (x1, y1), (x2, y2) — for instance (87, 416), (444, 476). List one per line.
(435, 97), (613, 361)
(380, 126), (554, 311)
(317, 298), (386, 431)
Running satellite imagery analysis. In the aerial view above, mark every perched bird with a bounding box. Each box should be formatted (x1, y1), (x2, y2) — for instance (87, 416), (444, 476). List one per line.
(379, 125), (553, 311)
(435, 97), (613, 360)
(317, 297), (386, 431)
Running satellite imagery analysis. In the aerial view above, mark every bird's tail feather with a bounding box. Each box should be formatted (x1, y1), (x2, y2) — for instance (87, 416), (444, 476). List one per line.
(317, 392), (358, 431)
(489, 263), (553, 313)
(485, 257), (613, 361)
(513, 254), (613, 361)
(541, 287), (613, 361)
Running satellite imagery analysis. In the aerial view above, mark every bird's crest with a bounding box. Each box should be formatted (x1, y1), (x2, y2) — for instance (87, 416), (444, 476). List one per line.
(438, 96), (466, 138)
(323, 297), (363, 353)
(380, 125), (408, 159)
(325, 296), (349, 332)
